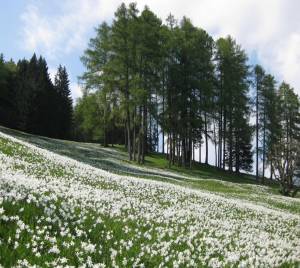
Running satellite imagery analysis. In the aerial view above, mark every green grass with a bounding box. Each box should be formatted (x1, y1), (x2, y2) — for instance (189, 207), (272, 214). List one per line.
(115, 145), (292, 199)
(116, 143), (273, 185)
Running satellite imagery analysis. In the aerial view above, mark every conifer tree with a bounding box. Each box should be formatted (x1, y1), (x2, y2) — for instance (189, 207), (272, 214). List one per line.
(216, 36), (253, 173)
(271, 82), (300, 195)
(81, 22), (114, 146)
(0, 55), (17, 128)
(110, 3), (139, 160)
(54, 65), (73, 139)
(260, 74), (277, 181)
(27, 56), (55, 137)
(254, 65), (265, 181)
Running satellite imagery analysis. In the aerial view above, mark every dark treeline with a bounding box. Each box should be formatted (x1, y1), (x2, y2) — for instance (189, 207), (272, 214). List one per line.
(0, 53), (73, 139)
(76, 3), (300, 195)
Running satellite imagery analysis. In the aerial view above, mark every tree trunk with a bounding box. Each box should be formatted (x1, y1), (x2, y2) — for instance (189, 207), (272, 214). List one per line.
(103, 127), (108, 147)
(218, 108), (223, 168)
(256, 81), (259, 182)
(193, 142), (195, 162)
(142, 105), (147, 164)
(182, 139), (185, 167)
(270, 160), (273, 180)
(156, 91), (159, 153)
(166, 133), (169, 160)
(213, 119), (217, 166)
(133, 108), (136, 161)
(126, 112), (132, 161)
(235, 136), (240, 174)
(172, 133), (176, 165)
(168, 134), (172, 167)
(125, 60), (132, 161)
(189, 138), (192, 169)
(228, 111), (233, 172)
(199, 141), (202, 163)
(149, 113), (152, 152)
(262, 108), (266, 183)
(124, 124), (127, 150)
(204, 111), (208, 165)
(162, 90), (165, 154)
(223, 109), (226, 170)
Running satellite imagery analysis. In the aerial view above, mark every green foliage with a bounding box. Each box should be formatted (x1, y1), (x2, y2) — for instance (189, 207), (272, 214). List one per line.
(269, 82), (300, 195)
(77, 3), (300, 183)
(215, 36), (253, 173)
(54, 65), (73, 139)
(74, 91), (123, 145)
(0, 55), (18, 128)
(74, 92), (103, 142)
(0, 53), (73, 139)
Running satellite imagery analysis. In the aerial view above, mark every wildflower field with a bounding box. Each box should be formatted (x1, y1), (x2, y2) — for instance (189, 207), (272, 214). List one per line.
(0, 127), (299, 267)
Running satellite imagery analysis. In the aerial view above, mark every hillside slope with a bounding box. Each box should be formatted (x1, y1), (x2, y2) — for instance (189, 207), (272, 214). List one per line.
(0, 127), (300, 267)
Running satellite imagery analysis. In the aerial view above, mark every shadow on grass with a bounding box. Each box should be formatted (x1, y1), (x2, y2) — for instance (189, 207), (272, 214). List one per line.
(0, 125), (276, 187)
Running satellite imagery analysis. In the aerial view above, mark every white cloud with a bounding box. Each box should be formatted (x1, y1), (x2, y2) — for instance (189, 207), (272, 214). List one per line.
(20, 0), (119, 59)
(20, 0), (300, 94)
(70, 82), (83, 102)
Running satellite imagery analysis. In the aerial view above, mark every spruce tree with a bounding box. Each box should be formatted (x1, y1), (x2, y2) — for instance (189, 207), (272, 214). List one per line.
(0, 55), (17, 128)
(54, 65), (73, 139)
(29, 56), (56, 137)
(15, 59), (30, 131)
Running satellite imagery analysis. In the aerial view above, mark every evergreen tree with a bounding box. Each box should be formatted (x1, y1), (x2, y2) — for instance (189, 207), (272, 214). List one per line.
(54, 65), (73, 139)
(0, 55), (17, 128)
(0, 52), (72, 139)
(27, 56), (56, 137)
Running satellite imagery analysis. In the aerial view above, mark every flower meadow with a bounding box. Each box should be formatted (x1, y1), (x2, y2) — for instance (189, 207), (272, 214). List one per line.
(0, 131), (300, 267)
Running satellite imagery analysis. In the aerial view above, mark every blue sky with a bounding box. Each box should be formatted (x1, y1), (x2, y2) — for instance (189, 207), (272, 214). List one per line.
(1, 0), (300, 101)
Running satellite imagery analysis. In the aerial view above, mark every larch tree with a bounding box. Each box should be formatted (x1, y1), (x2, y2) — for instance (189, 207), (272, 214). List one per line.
(215, 36), (253, 173)
(271, 82), (300, 196)
(80, 22), (115, 146)
(260, 74), (277, 182)
(110, 3), (139, 160)
(254, 64), (265, 181)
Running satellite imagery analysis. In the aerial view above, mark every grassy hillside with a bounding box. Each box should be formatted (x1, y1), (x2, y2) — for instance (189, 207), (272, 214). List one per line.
(0, 126), (299, 267)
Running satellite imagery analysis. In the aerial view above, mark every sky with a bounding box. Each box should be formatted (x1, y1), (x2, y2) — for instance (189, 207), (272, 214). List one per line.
(1, 0), (300, 102)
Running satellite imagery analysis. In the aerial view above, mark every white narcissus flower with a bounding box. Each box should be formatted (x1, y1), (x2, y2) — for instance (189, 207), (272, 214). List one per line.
(0, 131), (300, 267)
(49, 245), (60, 254)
